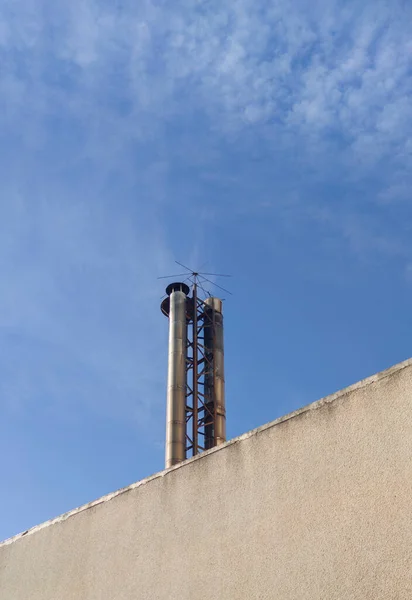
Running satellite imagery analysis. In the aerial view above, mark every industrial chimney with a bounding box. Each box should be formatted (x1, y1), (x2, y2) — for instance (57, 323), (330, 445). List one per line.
(161, 279), (226, 468)
(161, 282), (190, 468)
(203, 297), (226, 449)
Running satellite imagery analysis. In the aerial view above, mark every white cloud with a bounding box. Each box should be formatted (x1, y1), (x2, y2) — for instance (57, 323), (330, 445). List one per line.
(0, 0), (410, 163)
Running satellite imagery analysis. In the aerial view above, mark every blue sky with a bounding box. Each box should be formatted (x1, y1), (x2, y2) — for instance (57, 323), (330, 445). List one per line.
(1, 0), (412, 541)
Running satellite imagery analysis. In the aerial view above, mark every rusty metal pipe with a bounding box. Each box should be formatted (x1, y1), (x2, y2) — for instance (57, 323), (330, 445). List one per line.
(204, 297), (226, 449)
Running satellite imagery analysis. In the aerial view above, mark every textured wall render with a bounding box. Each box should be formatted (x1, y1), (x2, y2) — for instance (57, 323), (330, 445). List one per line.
(1, 359), (412, 599)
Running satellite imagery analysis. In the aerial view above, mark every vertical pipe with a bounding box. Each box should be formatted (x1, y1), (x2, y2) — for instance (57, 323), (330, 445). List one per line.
(203, 297), (226, 449)
(165, 284), (188, 468)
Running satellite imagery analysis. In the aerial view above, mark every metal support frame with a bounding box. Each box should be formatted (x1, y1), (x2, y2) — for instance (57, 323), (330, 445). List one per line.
(185, 283), (225, 458)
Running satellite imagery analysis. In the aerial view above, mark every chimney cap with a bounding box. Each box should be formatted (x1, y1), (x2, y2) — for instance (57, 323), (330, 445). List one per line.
(165, 282), (190, 296)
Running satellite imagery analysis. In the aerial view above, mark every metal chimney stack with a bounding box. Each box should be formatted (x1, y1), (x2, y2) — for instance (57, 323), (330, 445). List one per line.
(162, 282), (190, 468)
(161, 279), (227, 468)
(204, 297), (226, 449)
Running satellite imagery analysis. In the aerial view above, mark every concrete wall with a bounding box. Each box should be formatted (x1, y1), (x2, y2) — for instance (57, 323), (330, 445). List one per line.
(2, 359), (412, 599)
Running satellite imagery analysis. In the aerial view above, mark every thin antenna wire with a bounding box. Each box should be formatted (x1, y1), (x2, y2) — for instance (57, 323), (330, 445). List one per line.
(175, 260), (194, 273)
(198, 275), (233, 296)
(159, 261), (233, 297)
(199, 272), (231, 278)
(157, 273), (188, 280)
(197, 280), (212, 298)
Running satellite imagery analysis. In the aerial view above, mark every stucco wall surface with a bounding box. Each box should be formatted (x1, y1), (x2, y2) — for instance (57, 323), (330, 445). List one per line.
(1, 359), (412, 599)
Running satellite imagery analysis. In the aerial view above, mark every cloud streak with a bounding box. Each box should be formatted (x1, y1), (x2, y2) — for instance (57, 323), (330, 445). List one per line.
(1, 1), (411, 157)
